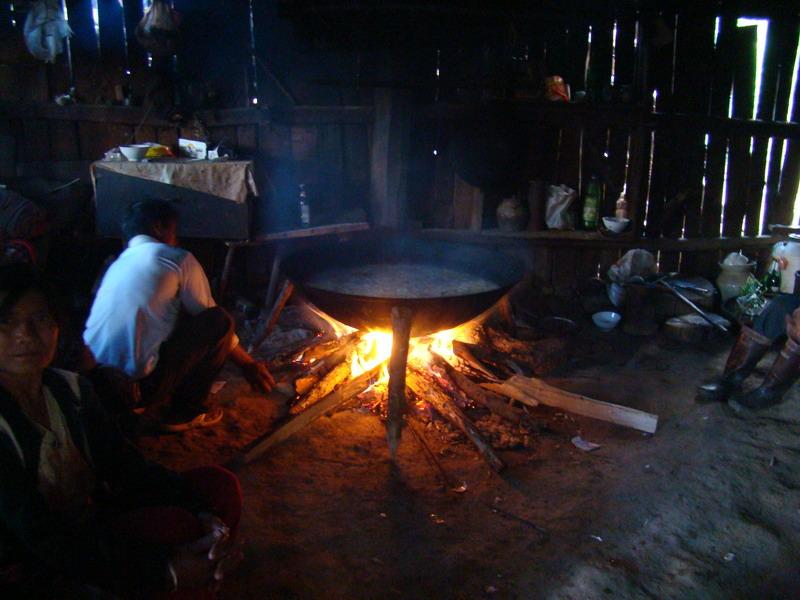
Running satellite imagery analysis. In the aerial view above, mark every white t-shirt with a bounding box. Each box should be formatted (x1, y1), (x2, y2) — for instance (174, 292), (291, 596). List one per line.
(83, 235), (216, 379)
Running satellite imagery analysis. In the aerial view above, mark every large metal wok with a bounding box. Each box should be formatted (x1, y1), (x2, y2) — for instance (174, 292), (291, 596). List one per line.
(282, 234), (525, 337)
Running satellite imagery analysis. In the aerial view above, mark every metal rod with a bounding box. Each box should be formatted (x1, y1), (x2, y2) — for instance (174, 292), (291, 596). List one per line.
(657, 279), (730, 333)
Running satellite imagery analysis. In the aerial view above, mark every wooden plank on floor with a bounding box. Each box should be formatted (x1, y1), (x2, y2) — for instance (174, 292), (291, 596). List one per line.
(505, 374), (659, 434)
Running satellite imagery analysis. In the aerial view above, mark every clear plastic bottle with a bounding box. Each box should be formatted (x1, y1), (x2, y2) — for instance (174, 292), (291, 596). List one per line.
(615, 192), (628, 220)
(298, 184), (310, 228)
(582, 176), (601, 230)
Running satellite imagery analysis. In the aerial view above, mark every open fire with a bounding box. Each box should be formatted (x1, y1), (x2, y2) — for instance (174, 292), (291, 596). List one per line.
(243, 295), (657, 479)
(243, 300), (558, 472)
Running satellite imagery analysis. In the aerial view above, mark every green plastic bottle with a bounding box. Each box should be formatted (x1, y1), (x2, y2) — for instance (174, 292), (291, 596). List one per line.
(583, 176), (601, 230)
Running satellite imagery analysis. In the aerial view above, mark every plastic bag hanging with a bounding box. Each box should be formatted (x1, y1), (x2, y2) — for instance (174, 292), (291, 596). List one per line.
(23, 0), (72, 63)
(135, 0), (181, 56)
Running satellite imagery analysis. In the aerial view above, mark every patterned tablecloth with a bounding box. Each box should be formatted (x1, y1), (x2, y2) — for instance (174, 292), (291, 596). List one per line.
(91, 159), (258, 205)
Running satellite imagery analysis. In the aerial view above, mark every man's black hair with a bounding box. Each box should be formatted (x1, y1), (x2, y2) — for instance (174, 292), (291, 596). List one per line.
(121, 199), (179, 242)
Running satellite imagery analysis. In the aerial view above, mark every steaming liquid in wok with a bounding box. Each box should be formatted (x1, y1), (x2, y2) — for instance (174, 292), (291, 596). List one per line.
(305, 263), (501, 299)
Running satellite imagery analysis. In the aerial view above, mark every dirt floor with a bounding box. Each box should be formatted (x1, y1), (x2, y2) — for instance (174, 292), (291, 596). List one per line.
(135, 304), (800, 600)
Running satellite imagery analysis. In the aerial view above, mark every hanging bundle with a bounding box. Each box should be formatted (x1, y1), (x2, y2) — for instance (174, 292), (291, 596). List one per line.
(135, 0), (181, 56)
(23, 0), (72, 63)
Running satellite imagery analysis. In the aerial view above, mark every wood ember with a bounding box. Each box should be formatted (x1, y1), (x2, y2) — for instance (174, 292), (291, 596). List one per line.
(355, 382), (388, 416)
(472, 414), (534, 449)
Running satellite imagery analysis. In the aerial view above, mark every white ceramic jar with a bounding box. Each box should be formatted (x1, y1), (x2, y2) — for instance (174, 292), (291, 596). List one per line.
(716, 262), (754, 302)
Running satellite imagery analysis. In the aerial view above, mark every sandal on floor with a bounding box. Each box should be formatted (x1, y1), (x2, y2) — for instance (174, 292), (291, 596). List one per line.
(160, 407), (224, 432)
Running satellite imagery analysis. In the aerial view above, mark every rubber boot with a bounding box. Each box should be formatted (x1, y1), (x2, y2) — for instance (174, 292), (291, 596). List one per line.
(695, 327), (771, 402)
(730, 336), (800, 411)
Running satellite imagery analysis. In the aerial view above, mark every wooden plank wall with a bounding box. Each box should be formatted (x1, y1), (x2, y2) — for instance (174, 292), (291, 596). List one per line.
(419, 8), (800, 292)
(1, 2), (799, 298)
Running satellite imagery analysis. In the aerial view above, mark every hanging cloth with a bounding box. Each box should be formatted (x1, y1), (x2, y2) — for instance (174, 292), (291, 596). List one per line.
(135, 0), (181, 56)
(23, 0), (72, 64)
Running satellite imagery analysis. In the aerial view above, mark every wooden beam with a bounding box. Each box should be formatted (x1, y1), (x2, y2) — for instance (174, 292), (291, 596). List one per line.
(503, 375), (658, 434)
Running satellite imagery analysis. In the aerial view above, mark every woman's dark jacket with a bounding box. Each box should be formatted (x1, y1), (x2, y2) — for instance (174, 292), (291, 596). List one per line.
(0, 368), (196, 592)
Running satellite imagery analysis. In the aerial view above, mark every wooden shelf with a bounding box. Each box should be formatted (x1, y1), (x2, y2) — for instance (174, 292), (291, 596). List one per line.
(0, 103), (375, 127)
(419, 228), (780, 250)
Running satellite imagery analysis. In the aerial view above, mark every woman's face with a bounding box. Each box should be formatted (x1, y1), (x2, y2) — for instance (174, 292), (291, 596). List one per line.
(0, 290), (58, 379)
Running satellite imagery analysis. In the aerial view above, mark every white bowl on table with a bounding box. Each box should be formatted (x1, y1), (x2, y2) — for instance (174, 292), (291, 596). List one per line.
(592, 310), (621, 331)
(119, 144), (149, 161)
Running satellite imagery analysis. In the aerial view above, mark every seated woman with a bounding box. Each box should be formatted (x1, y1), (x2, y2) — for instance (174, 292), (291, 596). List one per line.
(0, 263), (242, 596)
(697, 293), (800, 410)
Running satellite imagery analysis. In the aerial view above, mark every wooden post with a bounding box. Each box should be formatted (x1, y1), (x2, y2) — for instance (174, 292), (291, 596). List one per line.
(387, 306), (413, 459)
(369, 89), (411, 228)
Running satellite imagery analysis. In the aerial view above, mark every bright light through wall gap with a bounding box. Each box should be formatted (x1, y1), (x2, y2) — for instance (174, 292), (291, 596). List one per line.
(610, 20), (618, 86)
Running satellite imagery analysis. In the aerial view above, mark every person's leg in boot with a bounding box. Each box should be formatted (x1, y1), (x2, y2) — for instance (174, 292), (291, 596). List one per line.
(139, 307), (235, 428)
(730, 309), (800, 411)
(696, 326), (771, 402)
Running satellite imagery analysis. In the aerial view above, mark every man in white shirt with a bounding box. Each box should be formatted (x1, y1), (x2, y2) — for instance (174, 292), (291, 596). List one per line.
(84, 199), (274, 431)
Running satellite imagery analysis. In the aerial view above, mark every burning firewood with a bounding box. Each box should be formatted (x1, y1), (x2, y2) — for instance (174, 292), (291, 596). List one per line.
(428, 352), (526, 424)
(407, 365), (505, 473)
(242, 364), (384, 463)
(291, 358), (352, 415)
(451, 340), (504, 380)
(471, 328), (570, 377)
(453, 340), (518, 378)
(302, 331), (360, 363)
(268, 331), (328, 371)
(292, 332), (362, 396)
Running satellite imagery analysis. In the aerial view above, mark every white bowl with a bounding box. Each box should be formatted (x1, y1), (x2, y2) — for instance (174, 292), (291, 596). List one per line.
(119, 144), (149, 161)
(592, 311), (621, 331)
(602, 217), (630, 233)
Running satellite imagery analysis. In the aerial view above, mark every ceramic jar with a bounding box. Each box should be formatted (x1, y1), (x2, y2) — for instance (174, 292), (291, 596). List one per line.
(716, 262), (755, 302)
(497, 195), (528, 231)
